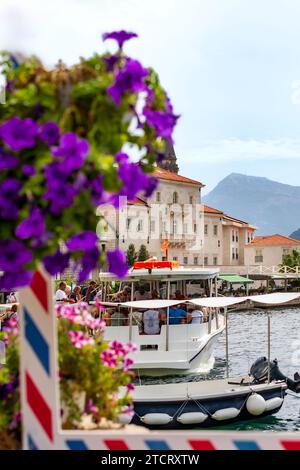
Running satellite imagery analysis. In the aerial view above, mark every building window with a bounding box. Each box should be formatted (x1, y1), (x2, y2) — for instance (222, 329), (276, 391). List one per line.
(194, 223), (197, 233)
(213, 225), (218, 236)
(255, 249), (263, 263)
(150, 220), (155, 232)
(232, 248), (235, 260)
(137, 220), (143, 232)
(236, 231), (239, 242)
(156, 192), (161, 202)
(183, 256), (188, 265)
(173, 256), (178, 261)
(183, 223), (188, 234)
(126, 218), (131, 230)
(236, 248), (239, 260)
(171, 219), (177, 235)
(232, 230), (235, 242)
(173, 192), (178, 203)
(162, 256), (167, 261)
(189, 196), (193, 204)
(163, 221), (167, 233)
(204, 224), (208, 235)
(218, 240), (221, 247)
(194, 257), (198, 265)
(213, 256), (218, 265)
(204, 257), (208, 266)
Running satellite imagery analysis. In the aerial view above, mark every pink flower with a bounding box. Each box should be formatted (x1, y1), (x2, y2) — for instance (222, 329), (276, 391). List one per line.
(9, 411), (22, 430)
(68, 330), (94, 349)
(126, 341), (137, 353)
(100, 349), (117, 368)
(122, 404), (134, 417)
(109, 340), (127, 356)
(126, 382), (135, 392)
(3, 317), (19, 336)
(86, 399), (98, 416)
(122, 357), (134, 371)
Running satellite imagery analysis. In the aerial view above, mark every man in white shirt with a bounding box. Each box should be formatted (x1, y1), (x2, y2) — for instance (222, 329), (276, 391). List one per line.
(143, 309), (161, 335)
(55, 282), (68, 302)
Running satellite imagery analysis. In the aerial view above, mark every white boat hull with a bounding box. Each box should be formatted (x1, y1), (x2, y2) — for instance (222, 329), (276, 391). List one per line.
(104, 316), (225, 377)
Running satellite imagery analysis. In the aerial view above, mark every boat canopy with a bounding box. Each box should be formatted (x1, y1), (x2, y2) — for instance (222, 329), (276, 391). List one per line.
(190, 292), (300, 308)
(99, 267), (219, 282)
(120, 299), (187, 309)
(118, 292), (300, 309)
(218, 274), (254, 284)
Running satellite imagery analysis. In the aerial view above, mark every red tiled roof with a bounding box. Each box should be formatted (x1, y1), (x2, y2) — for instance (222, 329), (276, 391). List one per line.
(248, 234), (300, 247)
(222, 214), (253, 227)
(127, 198), (148, 206)
(203, 205), (224, 215)
(203, 205), (254, 227)
(155, 167), (204, 186)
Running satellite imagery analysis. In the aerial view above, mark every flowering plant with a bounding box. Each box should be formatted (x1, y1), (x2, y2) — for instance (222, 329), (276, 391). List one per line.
(57, 303), (135, 429)
(0, 318), (21, 447)
(0, 303), (136, 439)
(0, 31), (178, 290)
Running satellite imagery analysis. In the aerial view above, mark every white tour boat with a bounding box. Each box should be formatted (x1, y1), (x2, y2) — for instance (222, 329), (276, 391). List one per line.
(98, 261), (224, 376)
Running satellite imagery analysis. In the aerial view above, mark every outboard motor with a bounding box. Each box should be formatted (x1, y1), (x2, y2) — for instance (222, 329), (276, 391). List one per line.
(250, 356), (300, 393)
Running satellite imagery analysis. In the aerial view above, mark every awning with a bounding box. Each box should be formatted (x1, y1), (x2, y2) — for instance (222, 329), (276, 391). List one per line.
(218, 274), (254, 284)
(190, 292), (300, 308)
(120, 299), (186, 309)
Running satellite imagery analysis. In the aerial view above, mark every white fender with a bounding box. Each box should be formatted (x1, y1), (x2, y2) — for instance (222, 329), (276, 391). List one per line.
(212, 407), (240, 421)
(141, 413), (173, 425)
(177, 412), (208, 424)
(117, 413), (133, 424)
(246, 393), (266, 416)
(265, 397), (283, 411)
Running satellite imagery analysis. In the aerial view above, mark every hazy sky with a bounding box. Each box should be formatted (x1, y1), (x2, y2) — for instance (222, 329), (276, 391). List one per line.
(1, 0), (300, 193)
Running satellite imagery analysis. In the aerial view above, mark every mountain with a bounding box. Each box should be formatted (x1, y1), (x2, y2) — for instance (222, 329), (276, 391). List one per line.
(290, 228), (300, 240)
(203, 173), (300, 235)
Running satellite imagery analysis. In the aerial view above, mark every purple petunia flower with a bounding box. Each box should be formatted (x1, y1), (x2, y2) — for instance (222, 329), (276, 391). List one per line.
(0, 116), (39, 151)
(143, 107), (179, 142)
(102, 30), (138, 49)
(52, 132), (89, 173)
(102, 54), (120, 72)
(89, 176), (105, 206)
(22, 164), (36, 177)
(43, 250), (70, 276)
(66, 231), (98, 252)
(0, 239), (33, 271)
(0, 148), (18, 171)
(0, 178), (22, 220)
(106, 249), (128, 279)
(43, 179), (77, 215)
(144, 176), (158, 198)
(78, 246), (100, 283)
(0, 269), (33, 290)
(15, 207), (46, 240)
(108, 58), (149, 106)
(39, 121), (60, 146)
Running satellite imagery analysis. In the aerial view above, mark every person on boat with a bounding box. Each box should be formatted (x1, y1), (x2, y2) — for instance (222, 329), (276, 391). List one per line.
(69, 285), (82, 303)
(109, 308), (128, 327)
(84, 281), (97, 303)
(187, 305), (203, 324)
(134, 286), (150, 301)
(143, 309), (161, 335)
(173, 289), (186, 301)
(2, 304), (18, 327)
(151, 289), (160, 299)
(55, 282), (68, 302)
(6, 292), (17, 304)
(168, 305), (188, 325)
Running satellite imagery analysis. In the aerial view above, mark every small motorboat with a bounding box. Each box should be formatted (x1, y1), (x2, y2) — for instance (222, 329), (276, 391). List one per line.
(118, 295), (300, 429)
(120, 357), (300, 429)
